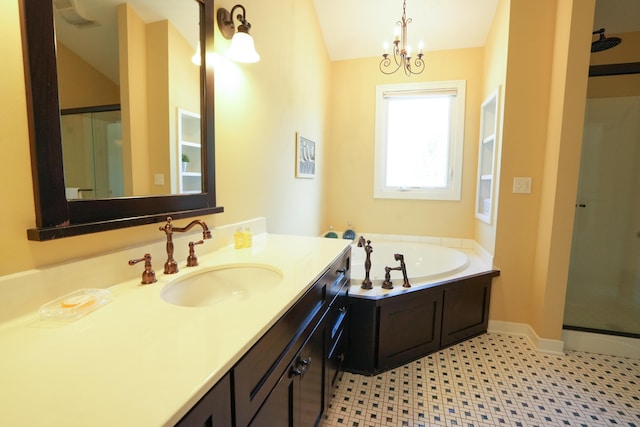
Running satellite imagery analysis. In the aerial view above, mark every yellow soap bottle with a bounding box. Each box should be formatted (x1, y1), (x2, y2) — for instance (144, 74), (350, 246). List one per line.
(243, 227), (253, 248)
(234, 228), (245, 249)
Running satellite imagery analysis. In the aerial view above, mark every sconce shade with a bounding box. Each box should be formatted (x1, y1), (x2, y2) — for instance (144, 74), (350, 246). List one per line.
(217, 5), (260, 63)
(227, 29), (260, 63)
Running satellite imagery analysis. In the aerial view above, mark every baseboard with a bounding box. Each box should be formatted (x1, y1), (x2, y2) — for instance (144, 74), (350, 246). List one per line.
(488, 320), (565, 355)
(562, 329), (640, 359)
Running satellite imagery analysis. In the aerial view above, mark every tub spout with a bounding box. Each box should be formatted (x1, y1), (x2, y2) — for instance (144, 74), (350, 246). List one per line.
(383, 254), (410, 289)
(394, 253), (411, 288)
(357, 236), (373, 290)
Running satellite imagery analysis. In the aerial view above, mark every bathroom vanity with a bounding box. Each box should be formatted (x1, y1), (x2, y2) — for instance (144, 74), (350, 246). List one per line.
(0, 233), (350, 427)
(170, 245), (351, 426)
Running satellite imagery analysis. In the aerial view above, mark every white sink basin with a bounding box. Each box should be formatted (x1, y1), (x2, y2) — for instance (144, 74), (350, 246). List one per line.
(161, 265), (283, 307)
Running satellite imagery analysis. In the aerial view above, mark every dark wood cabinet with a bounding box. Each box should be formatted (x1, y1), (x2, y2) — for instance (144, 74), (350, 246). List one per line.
(175, 373), (232, 427)
(173, 248), (351, 427)
(234, 248), (351, 427)
(378, 287), (443, 371)
(440, 275), (492, 347)
(250, 320), (326, 427)
(346, 271), (499, 376)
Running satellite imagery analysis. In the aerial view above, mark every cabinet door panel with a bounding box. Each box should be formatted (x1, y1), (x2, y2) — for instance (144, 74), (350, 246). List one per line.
(378, 289), (442, 371)
(249, 373), (295, 427)
(440, 276), (491, 347)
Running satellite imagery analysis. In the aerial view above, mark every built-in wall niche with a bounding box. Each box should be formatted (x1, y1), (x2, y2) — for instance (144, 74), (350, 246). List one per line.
(178, 109), (202, 194)
(475, 87), (500, 224)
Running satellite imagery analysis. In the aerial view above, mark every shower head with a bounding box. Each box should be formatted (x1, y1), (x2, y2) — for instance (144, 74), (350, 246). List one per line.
(591, 28), (622, 52)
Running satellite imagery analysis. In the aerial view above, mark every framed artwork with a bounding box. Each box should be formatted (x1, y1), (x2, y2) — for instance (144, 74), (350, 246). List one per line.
(296, 133), (316, 178)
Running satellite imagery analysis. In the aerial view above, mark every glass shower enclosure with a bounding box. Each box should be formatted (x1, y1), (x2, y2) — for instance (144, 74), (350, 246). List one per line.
(60, 105), (123, 200)
(564, 72), (640, 337)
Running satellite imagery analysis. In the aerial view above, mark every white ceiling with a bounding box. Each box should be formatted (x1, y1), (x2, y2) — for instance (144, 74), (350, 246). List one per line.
(312, 0), (499, 61)
(54, 0), (640, 85)
(54, 0), (199, 84)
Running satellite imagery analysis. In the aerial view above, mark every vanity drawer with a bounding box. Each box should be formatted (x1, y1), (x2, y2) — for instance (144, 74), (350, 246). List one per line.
(327, 281), (349, 342)
(326, 252), (350, 306)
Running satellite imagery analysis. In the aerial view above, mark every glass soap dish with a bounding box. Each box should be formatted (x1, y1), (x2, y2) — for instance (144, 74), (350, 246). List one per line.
(39, 288), (112, 321)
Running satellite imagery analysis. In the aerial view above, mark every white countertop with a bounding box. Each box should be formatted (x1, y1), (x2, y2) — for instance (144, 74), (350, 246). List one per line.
(0, 233), (350, 426)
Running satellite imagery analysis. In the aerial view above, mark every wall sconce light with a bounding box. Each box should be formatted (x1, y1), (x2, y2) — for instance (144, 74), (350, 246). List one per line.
(217, 4), (260, 63)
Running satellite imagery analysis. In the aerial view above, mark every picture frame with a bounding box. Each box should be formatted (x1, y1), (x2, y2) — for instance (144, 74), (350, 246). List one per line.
(295, 133), (316, 178)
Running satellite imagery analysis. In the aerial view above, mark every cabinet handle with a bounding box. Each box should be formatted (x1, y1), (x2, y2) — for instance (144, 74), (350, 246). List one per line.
(338, 306), (347, 313)
(291, 357), (311, 376)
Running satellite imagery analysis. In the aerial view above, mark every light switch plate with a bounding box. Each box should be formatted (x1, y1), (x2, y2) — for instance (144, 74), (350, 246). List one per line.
(513, 177), (531, 194)
(154, 174), (165, 185)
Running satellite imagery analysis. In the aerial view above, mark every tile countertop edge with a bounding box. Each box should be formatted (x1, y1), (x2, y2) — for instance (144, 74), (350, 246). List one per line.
(0, 233), (351, 427)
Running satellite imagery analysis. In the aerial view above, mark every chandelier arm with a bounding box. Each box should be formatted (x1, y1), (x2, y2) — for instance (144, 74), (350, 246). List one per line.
(379, 55), (401, 75)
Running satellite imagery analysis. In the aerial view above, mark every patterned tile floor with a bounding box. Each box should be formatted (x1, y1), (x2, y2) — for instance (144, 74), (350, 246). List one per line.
(321, 333), (640, 427)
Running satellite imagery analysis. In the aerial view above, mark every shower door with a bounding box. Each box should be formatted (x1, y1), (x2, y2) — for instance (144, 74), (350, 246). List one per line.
(564, 91), (640, 337)
(60, 107), (123, 199)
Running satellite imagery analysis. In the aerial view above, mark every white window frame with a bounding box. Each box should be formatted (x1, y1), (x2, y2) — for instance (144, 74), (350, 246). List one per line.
(374, 80), (466, 200)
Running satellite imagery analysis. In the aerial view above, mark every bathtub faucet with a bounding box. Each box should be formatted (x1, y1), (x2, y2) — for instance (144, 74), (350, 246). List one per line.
(357, 236), (373, 290)
(382, 253), (411, 289)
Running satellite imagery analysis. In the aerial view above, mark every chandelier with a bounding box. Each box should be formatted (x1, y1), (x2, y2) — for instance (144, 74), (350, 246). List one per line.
(380, 0), (425, 76)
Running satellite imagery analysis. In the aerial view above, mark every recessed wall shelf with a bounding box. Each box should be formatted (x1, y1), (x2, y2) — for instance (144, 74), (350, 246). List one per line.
(178, 109), (202, 194)
(475, 87), (500, 224)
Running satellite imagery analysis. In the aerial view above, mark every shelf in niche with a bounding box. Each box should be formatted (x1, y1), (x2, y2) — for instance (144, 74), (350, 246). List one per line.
(178, 108), (202, 194)
(475, 87), (500, 225)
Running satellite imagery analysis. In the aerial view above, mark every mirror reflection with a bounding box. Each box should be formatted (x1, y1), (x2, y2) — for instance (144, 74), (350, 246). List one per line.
(53, 0), (201, 199)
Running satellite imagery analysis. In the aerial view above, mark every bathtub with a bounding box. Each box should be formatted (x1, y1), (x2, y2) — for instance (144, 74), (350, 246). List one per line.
(350, 240), (470, 289)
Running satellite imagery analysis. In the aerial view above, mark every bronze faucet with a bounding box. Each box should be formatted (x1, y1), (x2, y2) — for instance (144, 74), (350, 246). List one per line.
(357, 236), (373, 290)
(382, 253), (410, 289)
(159, 217), (212, 274)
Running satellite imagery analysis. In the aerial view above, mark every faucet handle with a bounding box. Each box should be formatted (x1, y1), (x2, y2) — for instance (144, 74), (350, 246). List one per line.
(128, 253), (157, 284)
(186, 240), (204, 267)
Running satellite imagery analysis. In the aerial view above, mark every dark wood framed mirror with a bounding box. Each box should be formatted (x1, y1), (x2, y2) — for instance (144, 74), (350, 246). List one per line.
(19, 0), (223, 241)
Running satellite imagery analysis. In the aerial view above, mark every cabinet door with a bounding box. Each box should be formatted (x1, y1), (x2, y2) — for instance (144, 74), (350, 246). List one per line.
(378, 288), (443, 371)
(249, 322), (325, 427)
(249, 370), (295, 427)
(299, 322), (325, 427)
(175, 373), (232, 427)
(440, 276), (491, 347)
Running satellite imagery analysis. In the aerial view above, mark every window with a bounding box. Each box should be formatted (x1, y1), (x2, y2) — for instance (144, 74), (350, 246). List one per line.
(374, 80), (466, 200)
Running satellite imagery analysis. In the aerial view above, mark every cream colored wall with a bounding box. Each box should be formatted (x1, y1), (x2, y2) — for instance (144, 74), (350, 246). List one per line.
(146, 21), (171, 196)
(212, 0), (330, 235)
(119, 4), (152, 196)
(324, 48), (483, 238)
(56, 43), (120, 108)
(168, 23), (200, 194)
(0, 0), (329, 277)
(491, 0), (595, 339)
(1, 0), (601, 344)
(474, 0), (510, 253)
